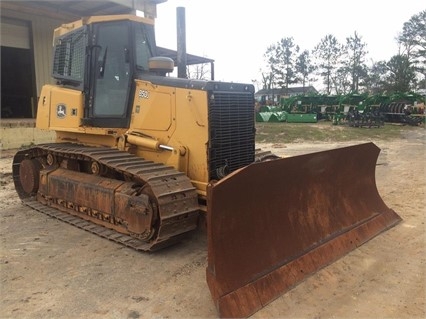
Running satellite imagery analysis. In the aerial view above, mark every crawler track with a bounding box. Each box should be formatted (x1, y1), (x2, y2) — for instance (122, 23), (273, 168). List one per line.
(13, 143), (200, 251)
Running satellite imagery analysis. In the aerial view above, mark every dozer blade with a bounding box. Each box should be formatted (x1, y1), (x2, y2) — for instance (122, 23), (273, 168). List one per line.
(206, 142), (401, 318)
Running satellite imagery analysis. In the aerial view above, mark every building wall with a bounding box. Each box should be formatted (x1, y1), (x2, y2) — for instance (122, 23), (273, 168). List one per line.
(1, 8), (63, 146)
(1, 8), (62, 97)
(0, 120), (56, 150)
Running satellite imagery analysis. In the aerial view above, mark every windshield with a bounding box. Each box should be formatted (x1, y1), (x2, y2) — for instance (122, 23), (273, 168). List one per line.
(134, 22), (156, 71)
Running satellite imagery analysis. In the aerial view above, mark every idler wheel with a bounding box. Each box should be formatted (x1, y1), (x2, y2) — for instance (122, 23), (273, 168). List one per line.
(19, 159), (41, 195)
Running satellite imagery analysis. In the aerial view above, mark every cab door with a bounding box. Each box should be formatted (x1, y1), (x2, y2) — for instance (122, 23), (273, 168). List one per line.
(88, 21), (132, 128)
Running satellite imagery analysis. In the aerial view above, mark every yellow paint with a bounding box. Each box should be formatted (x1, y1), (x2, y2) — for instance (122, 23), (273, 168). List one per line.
(35, 85), (52, 130)
(49, 86), (84, 129)
(129, 80), (210, 192)
(56, 131), (122, 147)
(36, 85), (85, 131)
(36, 85), (126, 147)
(35, 78), (211, 194)
(131, 81), (174, 132)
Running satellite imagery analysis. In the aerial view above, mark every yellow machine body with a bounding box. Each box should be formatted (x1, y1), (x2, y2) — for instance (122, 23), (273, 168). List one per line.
(36, 80), (210, 195)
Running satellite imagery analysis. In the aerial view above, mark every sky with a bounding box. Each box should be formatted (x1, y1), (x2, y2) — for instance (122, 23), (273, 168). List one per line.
(153, 0), (425, 89)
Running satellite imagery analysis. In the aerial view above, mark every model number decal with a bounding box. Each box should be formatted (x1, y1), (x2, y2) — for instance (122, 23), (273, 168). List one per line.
(138, 89), (149, 99)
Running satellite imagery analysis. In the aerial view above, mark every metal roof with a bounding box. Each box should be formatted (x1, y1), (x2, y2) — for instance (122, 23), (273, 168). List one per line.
(157, 47), (214, 66)
(0, 0), (167, 21)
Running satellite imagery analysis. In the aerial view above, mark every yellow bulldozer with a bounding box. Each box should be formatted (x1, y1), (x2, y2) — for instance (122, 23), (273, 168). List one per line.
(13, 4), (401, 318)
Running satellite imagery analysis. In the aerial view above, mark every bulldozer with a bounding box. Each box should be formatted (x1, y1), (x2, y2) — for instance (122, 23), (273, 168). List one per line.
(13, 4), (401, 318)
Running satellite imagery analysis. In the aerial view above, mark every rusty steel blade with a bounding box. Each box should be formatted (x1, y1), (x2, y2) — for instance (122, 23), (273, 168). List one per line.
(206, 142), (401, 318)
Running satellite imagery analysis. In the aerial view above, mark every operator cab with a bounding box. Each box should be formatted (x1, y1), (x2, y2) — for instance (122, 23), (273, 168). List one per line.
(52, 16), (170, 128)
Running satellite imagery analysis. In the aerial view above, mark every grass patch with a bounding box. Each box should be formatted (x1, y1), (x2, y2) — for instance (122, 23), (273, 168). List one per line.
(255, 121), (424, 143)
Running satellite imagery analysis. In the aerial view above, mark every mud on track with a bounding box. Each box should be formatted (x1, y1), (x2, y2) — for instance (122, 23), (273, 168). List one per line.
(1, 127), (424, 318)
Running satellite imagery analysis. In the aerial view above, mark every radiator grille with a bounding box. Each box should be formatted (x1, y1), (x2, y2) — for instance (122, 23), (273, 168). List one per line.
(208, 90), (255, 180)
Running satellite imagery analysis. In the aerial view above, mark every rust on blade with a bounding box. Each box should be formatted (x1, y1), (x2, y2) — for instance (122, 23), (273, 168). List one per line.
(206, 142), (402, 318)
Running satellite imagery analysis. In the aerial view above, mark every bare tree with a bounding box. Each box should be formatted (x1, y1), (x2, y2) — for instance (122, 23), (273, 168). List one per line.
(187, 62), (210, 80)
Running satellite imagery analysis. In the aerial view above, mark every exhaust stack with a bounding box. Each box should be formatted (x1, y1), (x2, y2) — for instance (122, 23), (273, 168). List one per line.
(176, 6), (187, 78)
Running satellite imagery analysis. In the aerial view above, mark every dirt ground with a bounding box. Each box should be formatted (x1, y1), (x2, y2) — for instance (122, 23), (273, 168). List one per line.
(1, 127), (425, 319)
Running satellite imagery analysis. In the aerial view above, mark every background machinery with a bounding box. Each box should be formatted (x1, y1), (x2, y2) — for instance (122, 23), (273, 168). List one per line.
(256, 92), (425, 126)
(12, 4), (401, 318)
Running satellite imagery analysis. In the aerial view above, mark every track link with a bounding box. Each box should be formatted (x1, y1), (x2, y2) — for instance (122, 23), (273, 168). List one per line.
(13, 143), (200, 251)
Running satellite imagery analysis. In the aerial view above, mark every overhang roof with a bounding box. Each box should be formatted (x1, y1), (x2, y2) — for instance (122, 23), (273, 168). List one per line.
(157, 47), (214, 66)
(0, 0), (214, 67)
(0, 0), (167, 21)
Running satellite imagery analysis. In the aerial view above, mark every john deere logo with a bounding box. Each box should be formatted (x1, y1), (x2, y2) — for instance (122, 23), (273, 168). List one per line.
(56, 104), (66, 118)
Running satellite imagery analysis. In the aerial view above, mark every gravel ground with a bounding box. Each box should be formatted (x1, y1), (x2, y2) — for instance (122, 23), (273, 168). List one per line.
(0, 127), (424, 318)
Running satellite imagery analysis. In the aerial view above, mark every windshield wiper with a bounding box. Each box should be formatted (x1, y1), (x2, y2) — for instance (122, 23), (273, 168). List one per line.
(98, 46), (108, 78)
